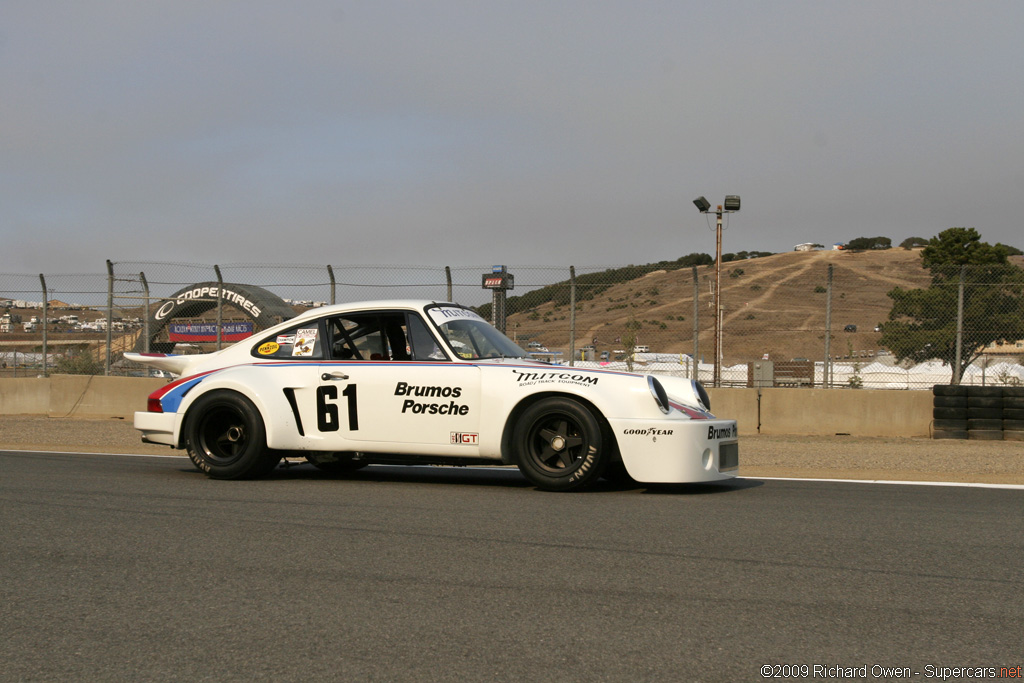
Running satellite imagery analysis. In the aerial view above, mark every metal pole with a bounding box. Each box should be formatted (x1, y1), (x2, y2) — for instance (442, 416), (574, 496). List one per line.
(713, 206), (723, 387)
(105, 260), (114, 376)
(327, 265), (336, 305)
(214, 265), (223, 350)
(954, 264), (965, 385)
(39, 274), (48, 377)
(692, 265), (699, 381)
(569, 266), (577, 367)
(140, 272), (150, 353)
(445, 266), (453, 302)
(824, 263), (833, 388)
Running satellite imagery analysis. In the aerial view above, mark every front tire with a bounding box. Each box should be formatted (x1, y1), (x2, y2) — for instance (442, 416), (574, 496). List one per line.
(513, 398), (608, 491)
(185, 390), (279, 479)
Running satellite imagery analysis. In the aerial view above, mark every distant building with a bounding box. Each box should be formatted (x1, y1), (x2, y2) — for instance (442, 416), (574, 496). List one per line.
(980, 339), (1024, 355)
(793, 243), (819, 252)
(832, 243), (846, 250)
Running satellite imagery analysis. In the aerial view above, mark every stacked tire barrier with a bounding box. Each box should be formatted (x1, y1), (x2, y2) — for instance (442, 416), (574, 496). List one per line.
(932, 385), (1024, 441)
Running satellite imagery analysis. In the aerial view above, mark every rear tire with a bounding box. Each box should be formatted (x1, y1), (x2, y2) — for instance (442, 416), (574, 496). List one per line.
(185, 390), (279, 479)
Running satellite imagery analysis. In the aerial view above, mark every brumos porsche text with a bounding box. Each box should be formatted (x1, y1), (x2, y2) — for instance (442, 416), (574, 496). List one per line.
(709, 425), (738, 439)
(395, 381), (469, 415)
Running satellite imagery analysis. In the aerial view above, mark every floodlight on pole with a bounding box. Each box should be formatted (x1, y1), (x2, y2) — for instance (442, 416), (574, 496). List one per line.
(693, 195), (741, 387)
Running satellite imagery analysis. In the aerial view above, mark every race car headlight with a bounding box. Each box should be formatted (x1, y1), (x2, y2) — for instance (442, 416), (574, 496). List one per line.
(648, 375), (671, 414)
(693, 380), (711, 410)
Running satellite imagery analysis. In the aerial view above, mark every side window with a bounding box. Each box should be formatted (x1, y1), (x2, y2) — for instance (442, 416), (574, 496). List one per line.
(327, 312), (415, 361)
(252, 323), (323, 359)
(407, 314), (447, 361)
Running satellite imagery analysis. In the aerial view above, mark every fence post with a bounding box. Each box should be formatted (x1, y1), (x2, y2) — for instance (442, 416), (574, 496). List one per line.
(692, 265), (699, 381)
(106, 260), (114, 375)
(824, 263), (833, 388)
(327, 265), (336, 305)
(569, 266), (576, 367)
(445, 266), (452, 302)
(953, 265), (966, 385)
(39, 273), (48, 377)
(140, 272), (150, 353)
(214, 264), (223, 350)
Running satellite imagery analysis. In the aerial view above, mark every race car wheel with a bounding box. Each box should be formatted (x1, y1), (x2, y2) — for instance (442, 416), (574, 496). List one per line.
(185, 442), (205, 471)
(513, 398), (608, 492)
(185, 391), (278, 479)
(306, 451), (368, 475)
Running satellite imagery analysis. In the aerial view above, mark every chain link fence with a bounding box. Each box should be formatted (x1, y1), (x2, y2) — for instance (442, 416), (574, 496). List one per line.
(2, 255), (1022, 389)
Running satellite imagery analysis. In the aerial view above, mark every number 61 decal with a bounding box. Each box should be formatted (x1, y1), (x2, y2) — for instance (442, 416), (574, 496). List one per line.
(316, 384), (359, 432)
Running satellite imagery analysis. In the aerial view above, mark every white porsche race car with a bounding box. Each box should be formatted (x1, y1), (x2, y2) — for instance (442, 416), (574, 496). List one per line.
(127, 300), (738, 491)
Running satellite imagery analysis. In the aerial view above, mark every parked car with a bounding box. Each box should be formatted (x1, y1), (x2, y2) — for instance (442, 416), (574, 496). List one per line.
(844, 324), (857, 332)
(127, 300), (738, 491)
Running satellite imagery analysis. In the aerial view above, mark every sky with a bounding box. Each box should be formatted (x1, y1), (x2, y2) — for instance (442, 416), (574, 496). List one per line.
(3, 1), (1023, 275)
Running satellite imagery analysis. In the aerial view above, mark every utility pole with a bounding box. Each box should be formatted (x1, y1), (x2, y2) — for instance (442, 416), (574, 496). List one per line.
(694, 195), (741, 387)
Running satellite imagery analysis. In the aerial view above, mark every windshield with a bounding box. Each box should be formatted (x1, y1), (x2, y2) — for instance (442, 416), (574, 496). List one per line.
(426, 305), (527, 360)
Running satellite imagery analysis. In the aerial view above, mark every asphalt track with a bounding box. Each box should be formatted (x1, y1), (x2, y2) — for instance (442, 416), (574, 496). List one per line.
(2, 450), (1021, 682)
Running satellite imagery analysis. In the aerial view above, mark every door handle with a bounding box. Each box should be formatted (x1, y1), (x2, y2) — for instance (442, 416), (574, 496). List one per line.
(321, 371), (350, 381)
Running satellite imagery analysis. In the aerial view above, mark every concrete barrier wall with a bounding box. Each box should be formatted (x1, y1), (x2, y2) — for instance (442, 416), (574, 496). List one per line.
(3, 377), (935, 436)
(709, 387), (934, 437)
(0, 375), (165, 419)
(0, 378), (51, 415)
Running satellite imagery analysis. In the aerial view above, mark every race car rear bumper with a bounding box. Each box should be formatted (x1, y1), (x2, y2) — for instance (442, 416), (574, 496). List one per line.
(134, 411), (179, 447)
(609, 417), (738, 483)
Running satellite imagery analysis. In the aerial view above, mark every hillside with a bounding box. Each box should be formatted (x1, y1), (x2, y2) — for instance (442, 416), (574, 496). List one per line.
(506, 248), (938, 365)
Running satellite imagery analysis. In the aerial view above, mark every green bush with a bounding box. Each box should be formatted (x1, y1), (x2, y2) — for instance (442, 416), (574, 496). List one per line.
(54, 350), (102, 375)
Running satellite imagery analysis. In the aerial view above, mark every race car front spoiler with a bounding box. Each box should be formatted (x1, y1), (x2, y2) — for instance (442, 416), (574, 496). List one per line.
(609, 417), (739, 484)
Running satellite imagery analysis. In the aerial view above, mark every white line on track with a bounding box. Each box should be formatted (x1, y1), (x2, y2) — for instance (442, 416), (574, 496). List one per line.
(744, 476), (1024, 491)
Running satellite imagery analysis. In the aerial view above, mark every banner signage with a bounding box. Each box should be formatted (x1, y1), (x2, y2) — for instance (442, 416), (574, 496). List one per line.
(168, 322), (254, 342)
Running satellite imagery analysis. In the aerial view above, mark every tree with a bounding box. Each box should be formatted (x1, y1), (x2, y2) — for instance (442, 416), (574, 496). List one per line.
(879, 228), (1024, 383)
(847, 236), (891, 250)
(721, 250), (774, 262)
(899, 236), (928, 249)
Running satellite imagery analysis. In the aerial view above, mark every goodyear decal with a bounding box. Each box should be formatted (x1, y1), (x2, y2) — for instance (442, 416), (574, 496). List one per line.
(622, 428), (674, 436)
